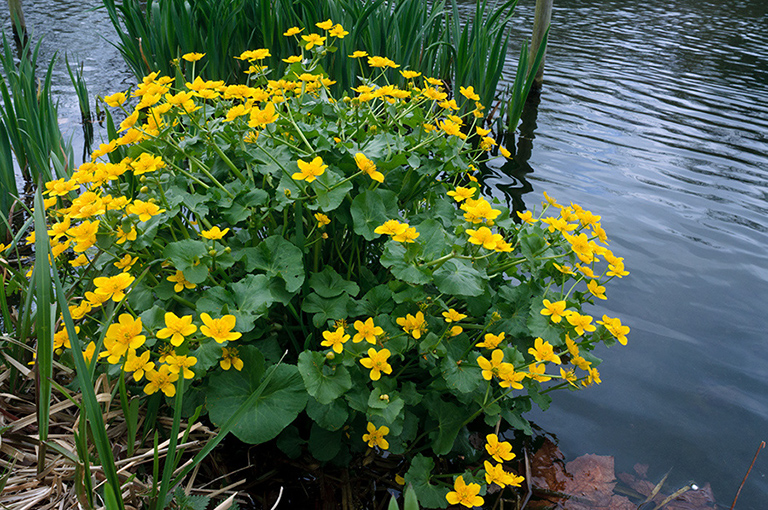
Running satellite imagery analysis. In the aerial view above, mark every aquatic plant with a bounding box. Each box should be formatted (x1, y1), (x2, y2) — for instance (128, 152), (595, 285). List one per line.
(31, 25), (628, 508)
(102, 0), (520, 122)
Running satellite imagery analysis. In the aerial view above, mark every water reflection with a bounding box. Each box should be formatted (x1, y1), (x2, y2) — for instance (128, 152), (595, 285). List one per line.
(496, 1), (768, 507)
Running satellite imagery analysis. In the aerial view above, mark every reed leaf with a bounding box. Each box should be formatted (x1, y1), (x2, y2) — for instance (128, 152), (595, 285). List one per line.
(32, 189), (54, 472)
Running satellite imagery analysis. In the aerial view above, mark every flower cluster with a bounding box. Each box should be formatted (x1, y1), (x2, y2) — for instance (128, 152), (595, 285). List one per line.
(36, 21), (629, 508)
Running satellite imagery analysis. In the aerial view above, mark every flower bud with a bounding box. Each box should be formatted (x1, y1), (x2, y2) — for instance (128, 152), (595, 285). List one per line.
(140, 186), (149, 193)
(208, 249), (217, 256)
(325, 352), (335, 360)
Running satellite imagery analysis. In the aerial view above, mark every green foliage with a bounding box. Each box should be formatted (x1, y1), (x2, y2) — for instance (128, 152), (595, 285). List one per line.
(43, 28), (628, 508)
(0, 33), (72, 185)
(101, 0), (522, 122)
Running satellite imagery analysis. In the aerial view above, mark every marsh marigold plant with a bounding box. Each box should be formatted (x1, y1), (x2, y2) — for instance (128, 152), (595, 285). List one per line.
(41, 24), (629, 508)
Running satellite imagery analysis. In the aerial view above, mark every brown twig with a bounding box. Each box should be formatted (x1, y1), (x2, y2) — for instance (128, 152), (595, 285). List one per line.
(730, 440), (765, 510)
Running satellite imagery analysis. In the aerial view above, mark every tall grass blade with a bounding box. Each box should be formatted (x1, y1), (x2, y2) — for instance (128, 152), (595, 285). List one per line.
(32, 188), (54, 472)
(49, 240), (126, 509)
(506, 27), (549, 133)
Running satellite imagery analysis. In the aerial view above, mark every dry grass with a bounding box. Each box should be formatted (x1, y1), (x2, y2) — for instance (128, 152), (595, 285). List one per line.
(0, 351), (247, 510)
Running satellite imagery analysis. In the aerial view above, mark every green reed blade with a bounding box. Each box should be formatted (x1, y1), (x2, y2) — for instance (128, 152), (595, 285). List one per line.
(32, 188), (54, 472)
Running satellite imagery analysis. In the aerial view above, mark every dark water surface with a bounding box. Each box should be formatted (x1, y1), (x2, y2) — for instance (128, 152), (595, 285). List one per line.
(488, 0), (768, 507)
(5, 0), (768, 507)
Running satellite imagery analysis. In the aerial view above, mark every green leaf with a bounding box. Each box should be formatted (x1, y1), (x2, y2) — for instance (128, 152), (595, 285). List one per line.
(433, 259), (485, 297)
(350, 189), (399, 241)
(297, 351), (352, 404)
(163, 239), (210, 284)
(243, 236), (304, 293)
(404, 454), (449, 509)
(276, 425), (305, 459)
(309, 266), (359, 298)
(207, 347), (307, 444)
(306, 396), (349, 431)
(527, 307), (562, 345)
(301, 292), (349, 328)
(381, 242), (431, 285)
(528, 382), (553, 411)
(501, 406), (532, 435)
(350, 284), (395, 317)
(312, 168), (353, 212)
(190, 338), (224, 374)
(230, 274), (274, 316)
(441, 354), (482, 394)
(423, 394), (466, 455)
(367, 388), (405, 425)
(308, 423), (342, 462)
(415, 219), (448, 260)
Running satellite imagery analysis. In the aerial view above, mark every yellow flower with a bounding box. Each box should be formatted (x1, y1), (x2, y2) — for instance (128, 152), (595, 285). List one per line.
(597, 315), (630, 345)
(182, 52), (205, 62)
(283, 27), (303, 37)
(391, 226), (419, 243)
(566, 311), (596, 336)
(127, 200), (165, 222)
(143, 365), (179, 397)
(237, 49), (271, 60)
(353, 317), (383, 344)
(400, 70), (421, 79)
(466, 226), (504, 250)
(201, 226), (230, 240)
(528, 337), (562, 365)
(459, 85), (480, 101)
(516, 210), (537, 224)
(125, 350), (155, 382)
(476, 331), (505, 349)
(321, 326), (350, 353)
(498, 365), (526, 389)
(316, 19), (334, 30)
(362, 422), (389, 449)
(527, 362), (552, 382)
(484, 461), (524, 488)
(93, 272), (135, 303)
(446, 476), (483, 508)
(348, 50), (368, 58)
(114, 254), (137, 270)
(359, 348), (392, 380)
(200, 313), (242, 343)
(540, 299), (567, 323)
(500, 146), (512, 158)
(485, 433), (515, 462)
(396, 311), (426, 339)
(587, 279), (607, 300)
(116, 225), (137, 245)
(282, 55), (303, 63)
(367, 56), (399, 68)
(329, 24), (348, 38)
(442, 309), (467, 323)
(354, 153), (384, 183)
(104, 91), (127, 107)
(448, 325), (463, 337)
(292, 156), (327, 182)
(102, 314), (145, 364)
(301, 33), (326, 50)
(447, 186), (476, 202)
(374, 219), (408, 237)
(220, 346), (244, 371)
(157, 312), (198, 347)
(314, 213), (330, 228)
(477, 349), (505, 380)
(167, 270), (196, 292)
(165, 353), (197, 379)
(248, 102), (279, 127)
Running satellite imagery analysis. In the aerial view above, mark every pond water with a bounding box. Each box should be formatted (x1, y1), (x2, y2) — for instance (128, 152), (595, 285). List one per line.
(5, 0), (768, 507)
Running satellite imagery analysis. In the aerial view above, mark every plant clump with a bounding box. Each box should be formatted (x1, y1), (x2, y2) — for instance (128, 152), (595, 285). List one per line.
(36, 22), (629, 507)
